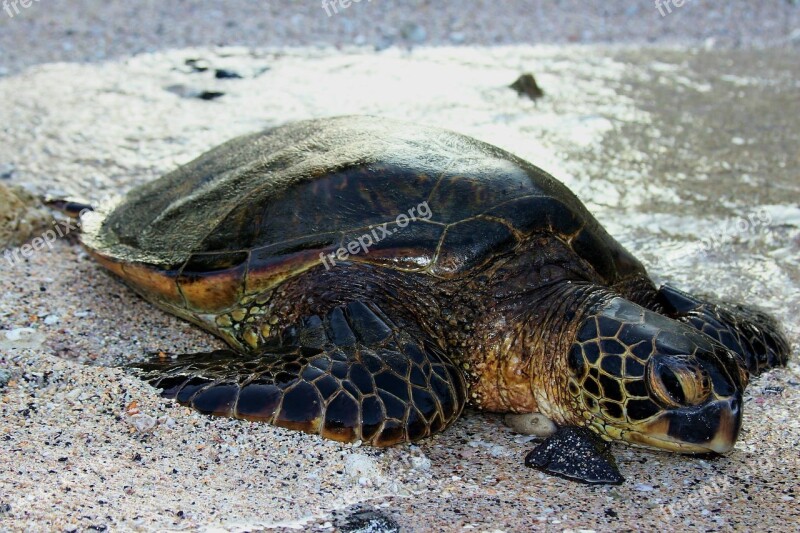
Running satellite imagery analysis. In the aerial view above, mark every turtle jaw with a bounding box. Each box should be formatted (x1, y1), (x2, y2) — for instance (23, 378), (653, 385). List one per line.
(621, 393), (743, 454)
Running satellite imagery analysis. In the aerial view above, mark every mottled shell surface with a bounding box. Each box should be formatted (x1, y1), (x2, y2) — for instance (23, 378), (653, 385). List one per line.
(81, 115), (641, 313)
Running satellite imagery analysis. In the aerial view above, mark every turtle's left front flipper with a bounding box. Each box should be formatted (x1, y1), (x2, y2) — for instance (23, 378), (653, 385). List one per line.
(131, 301), (466, 446)
(524, 426), (624, 485)
(657, 285), (791, 377)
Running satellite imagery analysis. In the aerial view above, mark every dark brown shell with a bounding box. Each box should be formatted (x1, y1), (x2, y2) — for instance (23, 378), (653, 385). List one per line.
(81, 115), (643, 312)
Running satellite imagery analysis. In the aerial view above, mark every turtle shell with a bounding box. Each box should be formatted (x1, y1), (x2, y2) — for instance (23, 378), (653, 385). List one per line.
(81, 115), (643, 313)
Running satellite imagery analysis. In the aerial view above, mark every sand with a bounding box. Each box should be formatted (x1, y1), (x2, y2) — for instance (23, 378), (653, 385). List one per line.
(1, 1), (800, 76)
(1, 3), (799, 532)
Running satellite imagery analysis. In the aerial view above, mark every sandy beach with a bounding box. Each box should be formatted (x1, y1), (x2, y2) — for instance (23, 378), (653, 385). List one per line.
(1, 2), (799, 532)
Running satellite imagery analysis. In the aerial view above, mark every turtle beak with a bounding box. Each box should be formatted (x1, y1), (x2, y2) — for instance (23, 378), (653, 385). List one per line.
(627, 393), (743, 454)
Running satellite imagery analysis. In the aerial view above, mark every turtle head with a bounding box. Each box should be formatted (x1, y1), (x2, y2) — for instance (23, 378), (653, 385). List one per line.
(565, 297), (745, 454)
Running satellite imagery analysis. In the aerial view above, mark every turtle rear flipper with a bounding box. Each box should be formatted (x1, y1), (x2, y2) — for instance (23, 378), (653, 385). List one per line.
(657, 285), (791, 377)
(132, 301), (466, 445)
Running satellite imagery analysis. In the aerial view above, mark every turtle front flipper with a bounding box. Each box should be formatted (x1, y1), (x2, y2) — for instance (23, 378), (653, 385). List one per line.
(524, 426), (624, 485)
(132, 301), (466, 446)
(657, 285), (791, 377)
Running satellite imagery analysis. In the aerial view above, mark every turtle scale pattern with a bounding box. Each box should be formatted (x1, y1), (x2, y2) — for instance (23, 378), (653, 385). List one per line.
(140, 302), (466, 445)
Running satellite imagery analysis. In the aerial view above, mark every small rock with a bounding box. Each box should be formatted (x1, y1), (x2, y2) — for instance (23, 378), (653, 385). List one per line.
(489, 445), (507, 458)
(504, 412), (557, 437)
(165, 85), (225, 101)
(343, 453), (380, 481)
(215, 69), (243, 79)
(1, 328), (46, 349)
(634, 483), (654, 492)
(509, 73), (545, 101)
(197, 90), (225, 101)
(66, 388), (83, 401)
(4, 328), (34, 342)
(43, 315), (60, 325)
(410, 455), (431, 471)
(0, 369), (11, 388)
(128, 414), (158, 433)
(184, 58), (210, 73)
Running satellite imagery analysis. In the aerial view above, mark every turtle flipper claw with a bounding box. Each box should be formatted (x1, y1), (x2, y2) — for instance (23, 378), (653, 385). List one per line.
(524, 426), (624, 485)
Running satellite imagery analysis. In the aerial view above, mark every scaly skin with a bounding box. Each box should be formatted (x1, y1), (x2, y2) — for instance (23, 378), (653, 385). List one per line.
(134, 233), (786, 454)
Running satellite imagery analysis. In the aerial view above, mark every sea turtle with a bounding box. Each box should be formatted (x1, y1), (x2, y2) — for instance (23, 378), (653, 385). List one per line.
(74, 116), (790, 484)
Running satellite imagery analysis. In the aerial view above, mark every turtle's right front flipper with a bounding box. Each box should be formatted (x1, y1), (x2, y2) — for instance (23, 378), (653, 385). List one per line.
(657, 285), (791, 377)
(132, 302), (466, 446)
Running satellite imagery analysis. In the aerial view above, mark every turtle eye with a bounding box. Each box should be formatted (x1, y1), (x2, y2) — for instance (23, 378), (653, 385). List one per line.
(647, 356), (711, 408)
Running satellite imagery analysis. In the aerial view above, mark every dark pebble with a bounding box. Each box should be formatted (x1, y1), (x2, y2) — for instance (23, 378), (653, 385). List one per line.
(510, 73), (545, 101)
(184, 58), (210, 73)
(197, 91), (225, 101)
(215, 69), (243, 79)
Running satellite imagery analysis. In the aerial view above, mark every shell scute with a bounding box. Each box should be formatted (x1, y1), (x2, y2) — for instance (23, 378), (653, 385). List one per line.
(245, 235), (340, 295)
(178, 252), (248, 312)
(430, 219), (517, 277)
(484, 196), (583, 237)
(425, 159), (533, 224)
